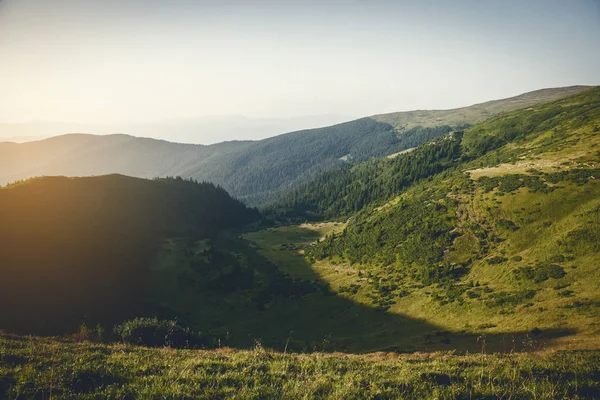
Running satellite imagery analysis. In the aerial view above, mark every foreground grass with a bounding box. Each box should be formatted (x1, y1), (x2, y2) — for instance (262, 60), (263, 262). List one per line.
(1, 333), (600, 399)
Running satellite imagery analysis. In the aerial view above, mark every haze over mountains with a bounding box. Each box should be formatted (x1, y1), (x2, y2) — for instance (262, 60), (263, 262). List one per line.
(0, 86), (592, 205)
(0, 113), (351, 145)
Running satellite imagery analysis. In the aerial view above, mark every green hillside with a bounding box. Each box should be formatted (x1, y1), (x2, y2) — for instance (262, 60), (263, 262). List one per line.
(1, 88), (600, 399)
(0, 175), (448, 352)
(0, 175), (258, 335)
(2, 88), (599, 355)
(256, 87), (600, 349)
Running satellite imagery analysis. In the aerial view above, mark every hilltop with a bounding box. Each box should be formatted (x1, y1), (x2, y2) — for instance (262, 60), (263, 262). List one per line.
(371, 86), (592, 130)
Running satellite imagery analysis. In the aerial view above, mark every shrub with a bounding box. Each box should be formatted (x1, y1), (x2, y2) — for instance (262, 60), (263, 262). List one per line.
(487, 256), (508, 265)
(114, 318), (205, 348)
(545, 264), (566, 279)
(485, 289), (536, 308)
(531, 327), (542, 336)
(514, 263), (566, 283)
(497, 219), (519, 231)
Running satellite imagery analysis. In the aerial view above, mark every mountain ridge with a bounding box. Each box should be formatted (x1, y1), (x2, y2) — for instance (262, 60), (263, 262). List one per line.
(0, 86), (594, 206)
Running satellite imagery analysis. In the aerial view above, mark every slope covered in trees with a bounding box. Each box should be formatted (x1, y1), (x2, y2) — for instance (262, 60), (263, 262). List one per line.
(0, 175), (258, 334)
(270, 131), (464, 219)
(255, 87), (600, 343)
(0, 134), (253, 189)
(1, 88), (599, 357)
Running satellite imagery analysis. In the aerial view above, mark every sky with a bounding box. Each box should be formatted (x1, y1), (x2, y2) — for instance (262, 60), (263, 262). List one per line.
(0, 0), (598, 143)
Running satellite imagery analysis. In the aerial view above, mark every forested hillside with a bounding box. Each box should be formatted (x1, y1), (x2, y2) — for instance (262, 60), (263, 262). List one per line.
(0, 175), (258, 334)
(1, 87), (598, 354)
(0, 86), (590, 205)
(191, 120), (464, 205)
(258, 87), (600, 343)
(0, 175), (439, 352)
(270, 131), (464, 219)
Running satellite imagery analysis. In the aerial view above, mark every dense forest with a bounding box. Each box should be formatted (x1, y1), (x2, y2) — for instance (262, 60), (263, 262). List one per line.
(191, 121), (466, 205)
(273, 87), (600, 221)
(269, 130), (464, 219)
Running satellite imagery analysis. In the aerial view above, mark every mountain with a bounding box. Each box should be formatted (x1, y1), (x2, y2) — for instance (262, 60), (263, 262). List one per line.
(0, 175), (258, 334)
(0, 174), (565, 354)
(0, 134), (254, 188)
(260, 86), (600, 346)
(0, 86), (592, 205)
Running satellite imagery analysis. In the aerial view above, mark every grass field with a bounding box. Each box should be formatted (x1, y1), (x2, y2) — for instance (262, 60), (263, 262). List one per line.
(243, 223), (345, 280)
(1, 333), (599, 399)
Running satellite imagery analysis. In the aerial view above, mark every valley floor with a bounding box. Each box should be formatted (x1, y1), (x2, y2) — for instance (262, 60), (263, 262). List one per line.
(1, 333), (599, 399)
(243, 223), (600, 353)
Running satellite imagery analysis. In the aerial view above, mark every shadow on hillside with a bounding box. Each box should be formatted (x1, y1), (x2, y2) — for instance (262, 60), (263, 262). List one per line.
(168, 228), (577, 354)
(0, 212), (577, 354)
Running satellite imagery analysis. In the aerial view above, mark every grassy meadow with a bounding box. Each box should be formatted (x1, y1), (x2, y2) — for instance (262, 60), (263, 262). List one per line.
(1, 333), (599, 399)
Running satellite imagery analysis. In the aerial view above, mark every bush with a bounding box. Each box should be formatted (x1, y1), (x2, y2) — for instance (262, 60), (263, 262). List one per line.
(545, 264), (566, 279)
(114, 318), (205, 348)
(485, 290), (536, 308)
(497, 219), (519, 231)
(486, 256), (508, 265)
(513, 263), (566, 283)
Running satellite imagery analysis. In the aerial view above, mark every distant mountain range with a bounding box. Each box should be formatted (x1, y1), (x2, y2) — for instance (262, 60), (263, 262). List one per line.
(0, 85), (592, 205)
(0, 114), (352, 145)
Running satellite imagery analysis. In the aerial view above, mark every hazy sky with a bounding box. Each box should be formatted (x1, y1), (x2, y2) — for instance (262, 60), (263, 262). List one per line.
(0, 0), (598, 138)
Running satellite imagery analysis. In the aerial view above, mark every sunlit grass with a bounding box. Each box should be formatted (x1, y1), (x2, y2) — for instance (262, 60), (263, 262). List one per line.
(1, 333), (599, 399)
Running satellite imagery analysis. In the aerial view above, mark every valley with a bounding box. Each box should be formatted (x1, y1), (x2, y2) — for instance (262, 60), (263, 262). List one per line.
(2, 1), (599, 397)
(1, 87), (599, 398)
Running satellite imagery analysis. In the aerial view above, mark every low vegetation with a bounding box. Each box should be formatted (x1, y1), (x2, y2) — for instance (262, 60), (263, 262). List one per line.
(1, 333), (599, 399)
